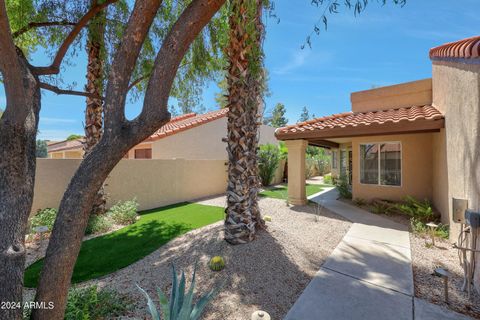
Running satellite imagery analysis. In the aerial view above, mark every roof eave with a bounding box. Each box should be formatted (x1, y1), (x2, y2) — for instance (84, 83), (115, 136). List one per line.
(276, 118), (445, 141)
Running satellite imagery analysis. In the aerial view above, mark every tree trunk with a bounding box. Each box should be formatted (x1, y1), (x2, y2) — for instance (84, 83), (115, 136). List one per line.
(84, 0), (107, 215)
(224, 0), (265, 245)
(0, 54), (40, 320)
(32, 0), (226, 318)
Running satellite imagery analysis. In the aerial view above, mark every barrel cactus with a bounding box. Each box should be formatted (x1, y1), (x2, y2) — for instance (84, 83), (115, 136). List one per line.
(209, 256), (225, 271)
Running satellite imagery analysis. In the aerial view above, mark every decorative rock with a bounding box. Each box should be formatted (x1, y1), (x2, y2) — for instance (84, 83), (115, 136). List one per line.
(263, 215), (272, 222)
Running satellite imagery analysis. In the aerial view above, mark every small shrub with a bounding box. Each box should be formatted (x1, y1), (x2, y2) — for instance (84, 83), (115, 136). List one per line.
(258, 144), (280, 186)
(209, 256), (225, 271)
(395, 196), (434, 222)
(336, 175), (352, 199)
(65, 285), (130, 320)
(410, 217), (427, 234)
(137, 264), (222, 320)
(370, 201), (393, 215)
(435, 223), (449, 239)
(108, 199), (139, 225)
(323, 174), (333, 185)
(353, 198), (367, 207)
(305, 161), (316, 179)
(30, 208), (57, 232)
(85, 214), (112, 235)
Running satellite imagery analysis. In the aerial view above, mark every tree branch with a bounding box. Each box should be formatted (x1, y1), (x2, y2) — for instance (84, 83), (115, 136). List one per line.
(39, 82), (103, 99)
(32, 0), (119, 75)
(13, 20), (76, 38)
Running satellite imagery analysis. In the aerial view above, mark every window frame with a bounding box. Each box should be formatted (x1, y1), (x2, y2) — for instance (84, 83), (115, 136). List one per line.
(134, 148), (152, 159)
(358, 141), (402, 187)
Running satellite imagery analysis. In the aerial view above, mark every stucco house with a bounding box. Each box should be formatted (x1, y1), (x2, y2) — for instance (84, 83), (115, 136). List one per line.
(275, 35), (480, 239)
(48, 108), (278, 160)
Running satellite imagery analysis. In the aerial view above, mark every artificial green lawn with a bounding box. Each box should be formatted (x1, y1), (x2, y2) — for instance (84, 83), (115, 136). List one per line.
(259, 183), (333, 200)
(24, 202), (224, 287)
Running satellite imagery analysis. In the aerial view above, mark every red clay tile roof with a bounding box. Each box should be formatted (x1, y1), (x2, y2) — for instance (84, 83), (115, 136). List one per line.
(47, 138), (84, 153)
(430, 35), (480, 60)
(275, 105), (444, 140)
(47, 109), (229, 153)
(146, 108), (228, 141)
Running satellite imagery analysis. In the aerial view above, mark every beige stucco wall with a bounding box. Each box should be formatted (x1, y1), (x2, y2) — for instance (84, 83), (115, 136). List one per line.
(152, 118), (277, 160)
(32, 158), (285, 213)
(351, 133), (433, 203)
(351, 78), (432, 113)
(431, 129), (449, 224)
(432, 60), (480, 289)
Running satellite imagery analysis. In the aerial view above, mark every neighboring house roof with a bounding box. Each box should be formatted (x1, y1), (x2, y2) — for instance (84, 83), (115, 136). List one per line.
(47, 138), (84, 153)
(430, 35), (480, 60)
(146, 108), (228, 141)
(47, 108), (229, 153)
(275, 105), (445, 142)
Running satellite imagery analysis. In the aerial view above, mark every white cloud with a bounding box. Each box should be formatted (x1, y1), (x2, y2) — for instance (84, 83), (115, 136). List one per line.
(37, 129), (81, 141)
(272, 50), (333, 75)
(41, 117), (77, 124)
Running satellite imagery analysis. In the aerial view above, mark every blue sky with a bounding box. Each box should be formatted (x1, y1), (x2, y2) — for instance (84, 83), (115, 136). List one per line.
(1, 0), (479, 140)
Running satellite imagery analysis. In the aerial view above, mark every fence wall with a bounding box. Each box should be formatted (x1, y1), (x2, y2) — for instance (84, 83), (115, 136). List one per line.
(32, 158), (285, 213)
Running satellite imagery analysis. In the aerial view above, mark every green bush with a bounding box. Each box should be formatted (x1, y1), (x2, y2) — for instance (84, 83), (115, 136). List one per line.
(258, 144), (280, 186)
(85, 214), (112, 235)
(29, 208), (57, 232)
(370, 201), (393, 215)
(108, 199), (139, 225)
(395, 196), (434, 222)
(65, 285), (129, 320)
(336, 175), (351, 199)
(435, 223), (449, 239)
(323, 174), (333, 185)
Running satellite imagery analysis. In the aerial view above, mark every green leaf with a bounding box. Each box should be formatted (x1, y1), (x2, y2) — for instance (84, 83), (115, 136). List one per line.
(137, 284), (161, 320)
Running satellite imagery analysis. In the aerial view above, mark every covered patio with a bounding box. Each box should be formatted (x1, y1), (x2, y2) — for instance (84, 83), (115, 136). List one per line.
(274, 79), (445, 206)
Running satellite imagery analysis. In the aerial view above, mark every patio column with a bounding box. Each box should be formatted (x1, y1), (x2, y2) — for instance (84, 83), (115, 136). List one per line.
(285, 139), (307, 205)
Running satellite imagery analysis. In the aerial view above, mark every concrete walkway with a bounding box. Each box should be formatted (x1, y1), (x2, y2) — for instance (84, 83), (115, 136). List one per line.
(284, 188), (473, 320)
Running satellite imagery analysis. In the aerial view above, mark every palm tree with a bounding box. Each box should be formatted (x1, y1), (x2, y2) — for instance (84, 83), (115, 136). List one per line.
(84, 0), (107, 215)
(224, 0), (265, 244)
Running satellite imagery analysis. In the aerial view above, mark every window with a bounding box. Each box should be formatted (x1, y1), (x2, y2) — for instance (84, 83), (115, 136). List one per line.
(134, 148), (152, 159)
(360, 143), (401, 186)
(332, 151), (338, 169)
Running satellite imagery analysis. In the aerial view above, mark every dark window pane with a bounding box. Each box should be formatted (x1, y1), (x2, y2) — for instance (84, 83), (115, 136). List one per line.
(360, 144), (378, 184)
(134, 148), (152, 159)
(380, 143), (401, 186)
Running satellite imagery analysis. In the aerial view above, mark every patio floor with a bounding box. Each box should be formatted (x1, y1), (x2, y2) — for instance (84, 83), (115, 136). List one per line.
(284, 188), (473, 320)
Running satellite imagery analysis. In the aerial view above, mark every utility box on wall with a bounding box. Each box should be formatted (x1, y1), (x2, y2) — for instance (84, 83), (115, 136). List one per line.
(452, 198), (468, 224)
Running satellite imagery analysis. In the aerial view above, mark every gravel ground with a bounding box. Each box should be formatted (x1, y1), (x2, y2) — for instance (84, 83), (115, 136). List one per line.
(70, 196), (351, 319)
(410, 234), (480, 318)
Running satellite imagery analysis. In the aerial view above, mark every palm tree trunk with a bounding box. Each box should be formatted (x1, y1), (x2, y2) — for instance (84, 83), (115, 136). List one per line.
(84, 0), (107, 215)
(224, 0), (265, 245)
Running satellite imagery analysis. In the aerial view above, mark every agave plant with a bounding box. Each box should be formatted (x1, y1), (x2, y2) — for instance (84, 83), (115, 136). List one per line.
(137, 264), (222, 320)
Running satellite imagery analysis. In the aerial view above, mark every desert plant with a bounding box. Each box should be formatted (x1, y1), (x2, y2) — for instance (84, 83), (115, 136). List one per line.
(108, 198), (139, 225)
(258, 144), (280, 186)
(64, 285), (130, 320)
(410, 217), (428, 234)
(209, 256), (225, 271)
(395, 196), (434, 222)
(137, 264), (222, 320)
(29, 208), (58, 233)
(85, 214), (112, 235)
(435, 223), (449, 239)
(335, 175), (352, 199)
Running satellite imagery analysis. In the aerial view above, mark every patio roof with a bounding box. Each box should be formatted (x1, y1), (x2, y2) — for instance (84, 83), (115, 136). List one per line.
(275, 105), (444, 148)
